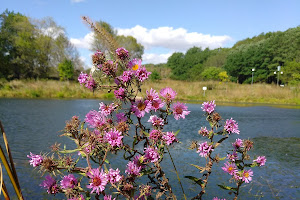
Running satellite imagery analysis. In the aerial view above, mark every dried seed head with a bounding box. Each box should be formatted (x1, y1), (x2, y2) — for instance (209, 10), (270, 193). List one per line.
(41, 157), (56, 172)
(92, 50), (106, 66)
(213, 112), (221, 122)
(189, 141), (198, 149)
(244, 139), (254, 151)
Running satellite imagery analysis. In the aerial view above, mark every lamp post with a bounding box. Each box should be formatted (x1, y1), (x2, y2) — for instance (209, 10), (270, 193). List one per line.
(251, 68), (255, 85)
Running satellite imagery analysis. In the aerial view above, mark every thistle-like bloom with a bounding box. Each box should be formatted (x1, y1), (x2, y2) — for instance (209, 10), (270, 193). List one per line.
(148, 115), (164, 126)
(171, 102), (190, 120)
(114, 87), (126, 100)
(92, 50), (105, 66)
(149, 130), (161, 142)
(101, 60), (117, 76)
(85, 110), (106, 128)
(160, 87), (177, 101)
(116, 112), (127, 122)
(60, 174), (78, 189)
(241, 169), (253, 183)
(40, 175), (58, 194)
(116, 47), (129, 60)
(107, 168), (122, 184)
(201, 100), (216, 114)
(224, 118), (240, 134)
(78, 72), (88, 85)
(27, 152), (43, 167)
(144, 147), (160, 163)
(199, 127), (209, 137)
(105, 128), (123, 147)
(125, 161), (142, 176)
(99, 102), (116, 116)
(232, 138), (243, 149)
(162, 131), (177, 145)
(104, 195), (116, 200)
(135, 66), (151, 82)
(222, 162), (237, 175)
(253, 156), (266, 166)
(197, 141), (214, 157)
(131, 100), (151, 118)
(86, 168), (108, 194)
(146, 88), (160, 101)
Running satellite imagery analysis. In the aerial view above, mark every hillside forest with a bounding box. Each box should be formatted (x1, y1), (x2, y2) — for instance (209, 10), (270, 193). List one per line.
(1, 10), (300, 85)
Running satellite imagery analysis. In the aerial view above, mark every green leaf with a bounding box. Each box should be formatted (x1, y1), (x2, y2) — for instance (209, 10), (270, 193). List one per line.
(185, 176), (203, 185)
(59, 148), (82, 154)
(142, 131), (149, 137)
(218, 184), (238, 191)
(190, 164), (205, 172)
(174, 129), (180, 136)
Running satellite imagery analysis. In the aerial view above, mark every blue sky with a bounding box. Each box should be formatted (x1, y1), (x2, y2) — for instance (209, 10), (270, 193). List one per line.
(1, 0), (300, 67)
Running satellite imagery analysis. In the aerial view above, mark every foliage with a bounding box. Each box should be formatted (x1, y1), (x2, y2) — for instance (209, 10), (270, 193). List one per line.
(201, 67), (223, 81)
(0, 10), (83, 80)
(149, 69), (161, 81)
(58, 59), (74, 81)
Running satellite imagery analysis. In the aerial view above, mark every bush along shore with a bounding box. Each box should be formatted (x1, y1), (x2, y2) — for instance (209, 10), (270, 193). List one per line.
(0, 79), (299, 105)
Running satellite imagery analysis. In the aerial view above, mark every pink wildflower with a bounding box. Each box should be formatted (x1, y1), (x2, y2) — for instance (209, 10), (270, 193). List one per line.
(107, 168), (122, 184)
(253, 156), (266, 166)
(212, 197), (226, 200)
(40, 175), (58, 194)
(105, 128), (123, 147)
(146, 88), (160, 101)
(151, 99), (165, 111)
(128, 58), (142, 70)
(197, 141), (214, 157)
(224, 118), (240, 134)
(241, 169), (253, 183)
(131, 99), (151, 118)
(27, 152), (43, 167)
(227, 152), (238, 162)
(116, 112), (127, 122)
(148, 115), (164, 126)
(135, 66), (151, 82)
(78, 72), (88, 85)
(222, 162), (237, 175)
(160, 87), (177, 101)
(101, 60), (117, 76)
(125, 161), (142, 176)
(201, 100), (216, 114)
(149, 130), (161, 142)
(104, 195), (116, 200)
(85, 110), (106, 128)
(119, 70), (133, 83)
(144, 147), (160, 163)
(85, 75), (96, 90)
(99, 102), (116, 116)
(60, 174), (78, 189)
(199, 127), (209, 137)
(171, 102), (190, 120)
(114, 87), (126, 100)
(116, 47), (129, 60)
(86, 168), (108, 194)
(162, 132), (177, 145)
(232, 138), (243, 149)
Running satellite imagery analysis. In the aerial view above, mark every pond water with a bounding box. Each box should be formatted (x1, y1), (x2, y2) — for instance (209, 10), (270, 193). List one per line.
(0, 98), (299, 199)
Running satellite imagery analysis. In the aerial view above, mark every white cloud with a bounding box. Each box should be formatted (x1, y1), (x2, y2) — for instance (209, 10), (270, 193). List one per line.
(117, 25), (232, 52)
(70, 32), (94, 49)
(40, 27), (64, 39)
(142, 53), (173, 64)
(70, 25), (232, 64)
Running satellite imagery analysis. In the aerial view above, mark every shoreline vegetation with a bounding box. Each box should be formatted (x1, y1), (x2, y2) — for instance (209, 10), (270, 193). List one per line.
(0, 79), (299, 105)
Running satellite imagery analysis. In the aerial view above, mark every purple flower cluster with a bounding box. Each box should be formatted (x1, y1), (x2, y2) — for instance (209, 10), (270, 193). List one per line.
(27, 152), (43, 167)
(78, 73), (96, 91)
(171, 102), (190, 120)
(116, 47), (129, 60)
(86, 168), (108, 195)
(253, 156), (266, 166)
(40, 175), (58, 194)
(148, 115), (164, 126)
(105, 128), (123, 147)
(60, 174), (78, 189)
(224, 118), (240, 134)
(201, 100), (216, 114)
(197, 141), (214, 157)
(162, 131), (177, 145)
(144, 147), (160, 163)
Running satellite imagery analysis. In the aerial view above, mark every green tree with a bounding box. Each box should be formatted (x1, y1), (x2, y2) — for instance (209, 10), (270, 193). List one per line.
(91, 20), (144, 58)
(201, 67), (223, 81)
(58, 59), (74, 81)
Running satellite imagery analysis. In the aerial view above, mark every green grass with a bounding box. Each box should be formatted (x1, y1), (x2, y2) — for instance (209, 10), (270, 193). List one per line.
(0, 79), (299, 105)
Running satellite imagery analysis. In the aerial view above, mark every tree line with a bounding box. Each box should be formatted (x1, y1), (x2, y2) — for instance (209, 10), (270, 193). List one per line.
(166, 26), (300, 85)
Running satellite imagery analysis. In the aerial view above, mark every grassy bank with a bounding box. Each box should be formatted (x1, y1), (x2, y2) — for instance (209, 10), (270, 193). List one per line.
(0, 79), (299, 105)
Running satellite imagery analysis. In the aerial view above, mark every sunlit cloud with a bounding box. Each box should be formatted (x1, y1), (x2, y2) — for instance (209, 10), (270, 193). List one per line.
(70, 32), (94, 49)
(117, 25), (232, 52)
(142, 53), (173, 64)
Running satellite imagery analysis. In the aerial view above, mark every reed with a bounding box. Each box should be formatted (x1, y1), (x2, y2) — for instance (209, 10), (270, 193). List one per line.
(0, 79), (299, 105)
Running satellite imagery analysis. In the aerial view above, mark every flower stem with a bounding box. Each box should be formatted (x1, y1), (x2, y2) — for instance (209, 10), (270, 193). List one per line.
(166, 146), (187, 200)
